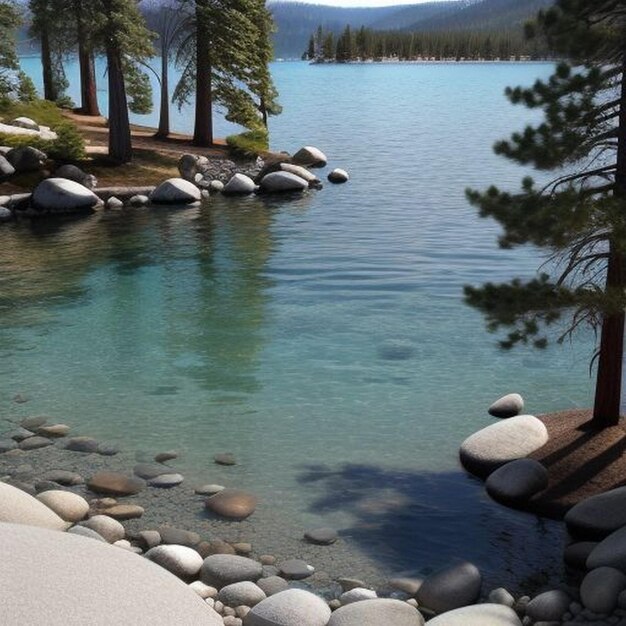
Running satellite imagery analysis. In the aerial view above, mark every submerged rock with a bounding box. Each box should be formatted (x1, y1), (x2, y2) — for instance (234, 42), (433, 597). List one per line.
(415, 561), (482, 614)
(205, 489), (258, 520)
(87, 471), (146, 496)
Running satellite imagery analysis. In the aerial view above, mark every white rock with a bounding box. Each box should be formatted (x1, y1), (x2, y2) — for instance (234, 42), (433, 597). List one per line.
(260, 171), (308, 193)
(580, 567), (626, 614)
(146, 544), (203, 579)
(189, 581), (218, 599)
(0, 481), (68, 530)
(209, 180), (224, 193)
(245, 589), (331, 626)
(488, 393), (524, 418)
(328, 168), (349, 183)
(106, 196), (124, 209)
(0, 154), (15, 177)
(427, 603), (521, 625)
(415, 562), (482, 613)
(525, 589), (571, 621)
(148, 473), (184, 488)
(279, 163), (320, 185)
(0, 522), (222, 625)
(340, 588), (378, 605)
(565, 486), (626, 539)
(79, 514), (124, 543)
(0, 122), (40, 136)
(150, 178), (201, 205)
(36, 490), (89, 522)
(223, 173), (255, 195)
(32, 178), (99, 214)
(328, 598), (424, 626)
(11, 117), (39, 131)
(459, 415), (549, 478)
(218, 581), (266, 607)
(292, 146), (327, 168)
(485, 459), (548, 503)
(129, 194), (149, 206)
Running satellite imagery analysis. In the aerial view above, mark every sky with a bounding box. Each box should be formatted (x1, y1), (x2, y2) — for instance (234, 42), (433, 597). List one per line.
(284, 0), (456, 8)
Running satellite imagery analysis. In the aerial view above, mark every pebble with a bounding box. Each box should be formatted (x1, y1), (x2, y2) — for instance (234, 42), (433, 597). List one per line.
(66, 437), (99, 453)
(67, 525), (107, 542)
(214, 453), (237, 466)
(19, 436), (53, 450)
(148, 473), (184, 488)
(195, 484), (225, 496)
(35, 480), (61, 494)
(304, 527), (338, 545)
(232, 542), (252, 555)
(154, 450), (178, 463)
(198, 540), (236, 557)
(79, 515), (125, 543)
(259, 555), (276, 565)
(278, 558), (315, 580)
(189, 580), (218, 599)
(158, 526), (200, 547)
(96, 443), (119, 456)
(145, 544), (203, 579)
(36, 490), (90, 522)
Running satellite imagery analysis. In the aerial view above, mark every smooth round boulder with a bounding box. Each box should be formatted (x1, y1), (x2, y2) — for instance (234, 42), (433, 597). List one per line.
(580, 567), (626, 613)
(427, 603), (521, 625)
(565, 486), (626, 539)
(485, 459), (548, 503)
(588, 526), (626, 572)
(564, 541), (598, 570)
(488, 393), (524, 418)
(133, 463), (171, 479)
(0, 154), (15, 178)
(54, 164), (97, 189)
(244, 589), (331, 626)
(11, 116), (39, 131)
(79, 514), (124, 543)
(206, 489), (258, 520)
(304, 527), (338, 545)
(459, 415), (549, 478)
(146, 544), (203, 579)
(415, 562), (482, 614)
(328, 598), (423, 626)
(340, 588), (377, 605)
(219, 581), (266, 607)
(525, 589), (571, 621)
(257, 576), (289, 597)
(0, 481), (68, 530)
(279, 163), (320, 185)
(201, 554), (263, 588)
(223, 173), (255, 195)
(0, 522), (222, 626)
(87, 471), (146, 496)
(150, 177), (201, 205)
(66, 436), (99, 452)
(32, 178), (99, 214)
(292, 146), (327, 168)
(36, 490), (89, 522)
(259, 171), (308, 193)
(328, 168), (349, 183)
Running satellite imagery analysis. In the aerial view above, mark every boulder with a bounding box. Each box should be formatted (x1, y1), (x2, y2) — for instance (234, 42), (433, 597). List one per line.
(200, 554), (263, 588)
(219, 581), (266, 607)
(10, 117), (39, 131)
(66, 436), (99, 452)
(564, 541), (598, 570)
(256, 576), (289, 597)
(304, 527), (338, 545)
(223, 173), (255, 195)
(415, 562), (482, 614)
(459, 415), (549, 478)
(36, 490), (89, 522)
(0, 522), (222, 626)
(79, 515), (125, 543)
(525, 589), (571, 621)
(427, 604), (521, 626)
(588, 526), (626, 571)
(279, 163), (321, 186)
(206, 489), (258, 520)
(54, 164), (97, 189)
(106, 196), (124, 209)
(328, 599), (423, 626)
(150, 178), (201, 205)
(158, 526), (200, 547)
(6, 146), (47, 172)
(0, 481), (68, 530)
(146, 544), (204, 579)
(0, 154), (15, 178)
(244, 589), (331, 626)
(87, 471), (146, 496)
(259, 171), (308, 193)
(340, 588), (377, 605)
(580, 567), (626, 614)
(328, 168), (349, 183)
(292, 146), (327, 168)
(488, 393), (524, 418)
(485, 459), (548, 503)
(565, 486), (626, 539)
(19, 436), (53, 450)
(32, 178), (99, 214)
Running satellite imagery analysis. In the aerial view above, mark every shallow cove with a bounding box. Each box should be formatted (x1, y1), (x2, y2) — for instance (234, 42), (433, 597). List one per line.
(1, 61), (607, 591)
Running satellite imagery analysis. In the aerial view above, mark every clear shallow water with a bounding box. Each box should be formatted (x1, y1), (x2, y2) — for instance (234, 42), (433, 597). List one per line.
(1, 60), (598, 589)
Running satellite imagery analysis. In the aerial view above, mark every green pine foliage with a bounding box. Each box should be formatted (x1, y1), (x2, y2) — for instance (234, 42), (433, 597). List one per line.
(0, 0), (21, 100)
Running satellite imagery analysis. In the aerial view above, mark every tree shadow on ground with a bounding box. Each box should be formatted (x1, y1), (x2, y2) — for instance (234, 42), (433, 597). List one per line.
(298, 462), (565, 594)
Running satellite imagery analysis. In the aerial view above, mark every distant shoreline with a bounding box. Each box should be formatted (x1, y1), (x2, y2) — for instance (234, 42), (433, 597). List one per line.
(305, 58), (556, 65)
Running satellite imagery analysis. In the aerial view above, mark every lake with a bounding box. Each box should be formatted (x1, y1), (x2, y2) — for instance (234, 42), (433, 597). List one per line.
(1, 59), (596, 591)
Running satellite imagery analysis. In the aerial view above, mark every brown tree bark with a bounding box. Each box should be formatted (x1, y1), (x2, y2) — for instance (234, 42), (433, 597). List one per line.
(155, 44), (170, 139)
(76, 0), (100, 116)
(106, 45), (132, 163)
(40, 25), (56, 102)
(193, 0), (213, 146)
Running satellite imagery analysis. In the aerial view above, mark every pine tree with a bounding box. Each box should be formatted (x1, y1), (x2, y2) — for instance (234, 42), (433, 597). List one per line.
(0, 0), (20, 98)
(465, 1), (626, 428)
(73, 0), (100, 115)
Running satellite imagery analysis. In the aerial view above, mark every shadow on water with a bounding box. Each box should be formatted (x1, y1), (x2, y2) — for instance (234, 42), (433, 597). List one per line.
(298, 462), (566, 594)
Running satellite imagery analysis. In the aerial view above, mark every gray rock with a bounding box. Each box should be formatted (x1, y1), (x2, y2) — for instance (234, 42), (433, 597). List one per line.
(158, 526), (200, 547)
(245, 589), (331, 626)
(427, 604), (522, 625)
(214, 453), (237, 466)
(209, 180), (224, 193)
(67, 525), (107, 542)
(178, 154), (211, 181)
(278, 559), (315, 580)
(96, 443), (119, 456)
(565, 487), (626, 539)
(36, 490), (89, 522)
(37, 424), (70, 438)
(328, 168), (349, 183)
(328, 598), (424, 626)
(488, 588), (515, 607)
(459, 415), (549, 478)
(54, 164), (97, 189)
(292, 146), (327, 168)
(106, 196), (124, 209)
(201, 554), (263, 589)
(416, 562), (482, 614)
(304, 527), (338, 545)
(148, 473), (184, 488)
(256, 576), (289, 597)
(10, 427), (35, 441)
(66, 437), (99, 453)
(564, 542), (598, 570)
(0, 481), (68, 530)
(389, 578), (423, 596)
(488, 393), (525, 418)
(195, 484), (225, 496)
(278, 163), (320, 186)
(587, 526), (626, 572)
(146, 544), (203, 579)
(340, 588), (377, 605)
(0, 154), (15, 177)
(150, 178), (201, 205)
(526, 590), (571, 621)
(133, 463), (171, 479)
(32, 178), (99, 214)
(19, 436), (53, 450)
(219, 581), (266, 607)
(154, 450), (178, 463)
(0, 522), (222, 626)
(0, 206), (12, 221)
(34, 480), (61, 493)
(485, 459), (549, 503)
(11, 117), (39, 131)
(580, 567), (626, 613)
(20, 416), (47, 430)
(79, 515), (125, 543)
(223, 173), (255, 195)
(259, 171), (308, 193)
(0, 439), (17, 453)
(129, 194), (149, 206)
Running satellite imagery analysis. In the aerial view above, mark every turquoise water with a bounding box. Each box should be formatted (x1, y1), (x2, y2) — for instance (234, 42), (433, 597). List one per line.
(1, 60), (596, 588)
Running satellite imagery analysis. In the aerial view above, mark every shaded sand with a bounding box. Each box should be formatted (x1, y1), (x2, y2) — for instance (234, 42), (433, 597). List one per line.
(527, 409), (626, 519)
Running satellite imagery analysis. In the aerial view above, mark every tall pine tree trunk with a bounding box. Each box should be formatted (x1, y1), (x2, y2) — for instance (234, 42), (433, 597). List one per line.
(592, 54), (626, 427)
(155, 45), (170, 139)
(76, 0), (100, 116)
(193, 0), (213, 146)
(40, 26), (56, 102)
(106, 45), (132, 163)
